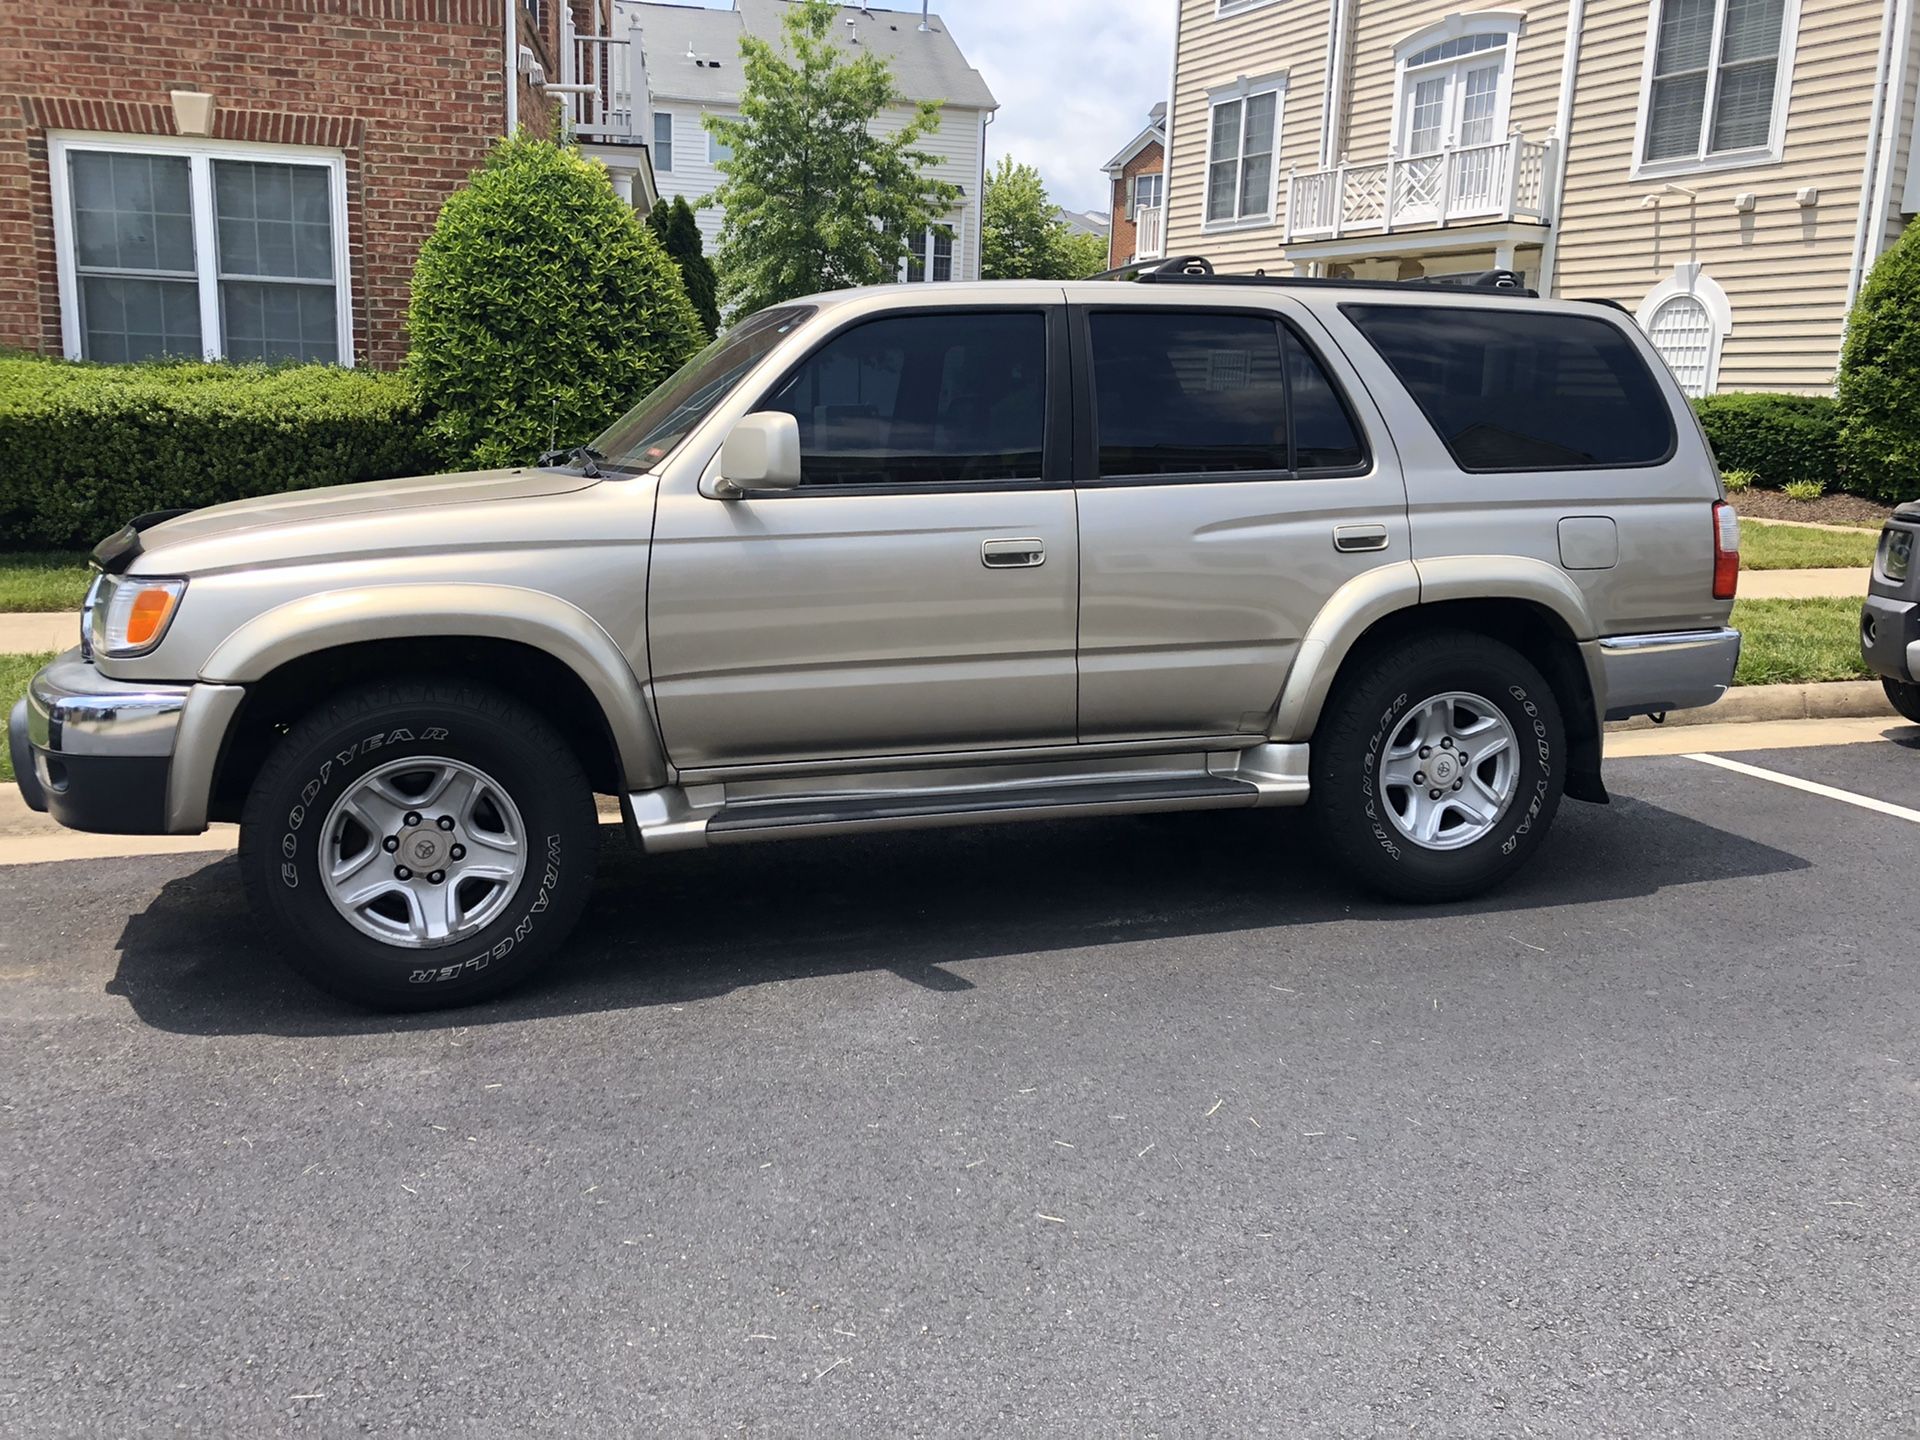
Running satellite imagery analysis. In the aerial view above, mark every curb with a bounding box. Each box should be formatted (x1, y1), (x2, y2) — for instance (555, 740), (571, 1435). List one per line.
(1607, 679), (1893, 731)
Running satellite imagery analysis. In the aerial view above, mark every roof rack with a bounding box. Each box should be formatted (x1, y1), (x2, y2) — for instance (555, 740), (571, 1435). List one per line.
(1087, 254), (1538, 298)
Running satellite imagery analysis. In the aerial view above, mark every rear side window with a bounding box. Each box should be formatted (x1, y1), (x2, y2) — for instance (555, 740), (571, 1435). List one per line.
(1343, 304), (1674, 471)
(1088, 311), (1364, 478)
(758, 311), (1047, 487)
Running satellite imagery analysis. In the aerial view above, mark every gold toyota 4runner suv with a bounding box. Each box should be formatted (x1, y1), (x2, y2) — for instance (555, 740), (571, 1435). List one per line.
(11, 260), (1742, 1008)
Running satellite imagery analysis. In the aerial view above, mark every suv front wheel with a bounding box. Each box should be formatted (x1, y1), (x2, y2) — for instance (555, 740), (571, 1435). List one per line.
(239, 680), (599, 1009)
(1310, 632), (1566, 902)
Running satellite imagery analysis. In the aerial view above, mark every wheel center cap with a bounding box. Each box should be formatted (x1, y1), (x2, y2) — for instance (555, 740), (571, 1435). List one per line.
(1430, 753), (1458, 784)
(401, 828), (449, 869)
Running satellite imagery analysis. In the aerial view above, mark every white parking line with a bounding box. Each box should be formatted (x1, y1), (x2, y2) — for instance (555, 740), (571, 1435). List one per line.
(1686, 752), (1920, 824)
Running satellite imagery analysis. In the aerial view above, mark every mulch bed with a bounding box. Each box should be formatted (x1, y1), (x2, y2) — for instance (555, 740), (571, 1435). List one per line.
(1733, 489), (1894, 527)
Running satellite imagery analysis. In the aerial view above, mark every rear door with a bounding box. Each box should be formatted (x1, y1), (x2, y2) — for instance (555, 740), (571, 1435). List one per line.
(1069, 298), (1408, 742)
(647, 303), (1079, 769)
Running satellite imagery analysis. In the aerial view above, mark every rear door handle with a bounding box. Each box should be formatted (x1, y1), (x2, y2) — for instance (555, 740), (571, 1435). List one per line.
(982, 537), (1045, 568)
(1333, 524), (1390, 553)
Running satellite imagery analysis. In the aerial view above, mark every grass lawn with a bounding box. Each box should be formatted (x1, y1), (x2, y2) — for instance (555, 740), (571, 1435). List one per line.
(1739, 522), (1879, 571)
(0, 552), (92, 613)
(0, 651), (56, 784)
(1731, 597), (1869, 686)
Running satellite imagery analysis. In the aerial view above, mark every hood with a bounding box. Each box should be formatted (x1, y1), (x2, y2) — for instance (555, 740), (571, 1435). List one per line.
(126, 467), (600, 562)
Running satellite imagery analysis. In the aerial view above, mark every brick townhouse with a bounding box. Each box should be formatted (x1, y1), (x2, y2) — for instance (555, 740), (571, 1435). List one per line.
(1102, 101), (1167, 267)
(0, 0), (654, 370)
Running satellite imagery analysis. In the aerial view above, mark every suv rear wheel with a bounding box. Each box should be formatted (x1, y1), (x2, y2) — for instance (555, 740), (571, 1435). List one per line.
(1310, 632), (1566, 902)
(238, 680), (599, 1010)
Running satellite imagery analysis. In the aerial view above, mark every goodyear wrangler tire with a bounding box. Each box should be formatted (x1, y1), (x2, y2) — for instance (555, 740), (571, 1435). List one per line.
(1308, 631), (1566, 903)
(238, 680), (598, 1010)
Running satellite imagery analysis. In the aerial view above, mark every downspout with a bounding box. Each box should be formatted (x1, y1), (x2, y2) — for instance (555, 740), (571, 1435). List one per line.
(1845, 0), (1904, 307)
(1319, 0), (1354, 170)
(978, 107), (992, 281)
(1162, 0), (1181, 254)
(1535, 0), (1586, 296)
(503, 0), (519, 136)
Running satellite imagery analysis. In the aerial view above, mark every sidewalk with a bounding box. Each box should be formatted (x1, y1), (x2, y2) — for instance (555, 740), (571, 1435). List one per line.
(0, 612), (72, 653)
(1739, 568), (1871, 599)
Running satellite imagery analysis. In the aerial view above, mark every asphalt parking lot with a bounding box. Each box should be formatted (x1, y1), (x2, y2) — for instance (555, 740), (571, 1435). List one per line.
(3, 732), (1919, 1437)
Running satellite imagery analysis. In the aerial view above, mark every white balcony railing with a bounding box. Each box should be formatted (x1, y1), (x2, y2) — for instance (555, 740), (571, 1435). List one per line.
(1284, 132), (1557, 243)
(559, 12), (645, 145)
(1133, 204), (1164, 260)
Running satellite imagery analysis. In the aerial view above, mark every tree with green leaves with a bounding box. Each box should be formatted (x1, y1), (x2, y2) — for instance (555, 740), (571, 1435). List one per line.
(648, 196), (721, 337)
(704, 0), (961, 314)
(1836, 221), (1920, 504)
(981, 156), (1109, 280)
(408, 136), (704, 468)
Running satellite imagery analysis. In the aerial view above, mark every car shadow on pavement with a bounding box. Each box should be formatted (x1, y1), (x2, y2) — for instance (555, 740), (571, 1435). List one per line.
(104, 789), (1809, 1037)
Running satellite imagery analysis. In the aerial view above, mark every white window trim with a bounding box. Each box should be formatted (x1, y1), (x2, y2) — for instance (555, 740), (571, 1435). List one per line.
(653, 110), (675, 172)
(1216, 0), (1283, 16)
(1635, 261), (1733, 394)
(1628, 0), (1802, 181)
(1200, 71), (1288, 233)
(1386, 12), (1526, 160)
(49, 131), (353, 367)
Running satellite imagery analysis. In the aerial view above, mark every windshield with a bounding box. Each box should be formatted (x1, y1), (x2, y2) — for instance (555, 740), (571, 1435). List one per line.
(592, 305), (815, 472)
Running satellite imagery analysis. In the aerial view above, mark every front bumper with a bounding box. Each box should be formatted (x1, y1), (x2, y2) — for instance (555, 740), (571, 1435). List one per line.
(1597, 627), (1742, 721)
(1860, 594), (1919, 685)
(9, 648), (242, 834)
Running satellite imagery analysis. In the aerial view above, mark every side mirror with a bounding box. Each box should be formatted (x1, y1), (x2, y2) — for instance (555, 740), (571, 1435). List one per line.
(715, 412), (802, 496)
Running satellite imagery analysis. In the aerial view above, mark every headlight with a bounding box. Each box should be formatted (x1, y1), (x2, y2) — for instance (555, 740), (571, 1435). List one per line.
(1880, 527), (1913, 584)
(89, 574), (188, 657)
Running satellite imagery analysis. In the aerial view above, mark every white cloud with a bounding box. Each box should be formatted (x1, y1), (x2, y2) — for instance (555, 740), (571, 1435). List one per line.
(670, 0), (1173, 215)
(942, 0), (1173, 213)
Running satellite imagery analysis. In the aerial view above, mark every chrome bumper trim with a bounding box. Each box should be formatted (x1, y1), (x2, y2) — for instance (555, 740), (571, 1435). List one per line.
(27, 649), (190, 757)
(1598, 627), (1742, 720)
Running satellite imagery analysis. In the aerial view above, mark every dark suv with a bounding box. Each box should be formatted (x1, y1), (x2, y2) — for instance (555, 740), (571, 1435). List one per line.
(1862, 502), (1920, 722)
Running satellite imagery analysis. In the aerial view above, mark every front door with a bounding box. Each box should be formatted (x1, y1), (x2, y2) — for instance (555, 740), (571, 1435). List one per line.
(648, 304), (1078, 770)
(1070, 301), (1408, 742)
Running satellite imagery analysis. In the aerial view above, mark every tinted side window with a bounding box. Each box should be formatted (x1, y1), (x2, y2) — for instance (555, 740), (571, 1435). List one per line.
(1091, 312), (1287, 476)
(759, 311), (1046, 487)
(1343, 304), (1674, 470)
(1285, 332), (1365, 471)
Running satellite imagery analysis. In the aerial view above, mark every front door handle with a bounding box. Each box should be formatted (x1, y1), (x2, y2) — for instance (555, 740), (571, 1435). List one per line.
(1333, 524), (1390, 554)
(982, 537), (1045, 568)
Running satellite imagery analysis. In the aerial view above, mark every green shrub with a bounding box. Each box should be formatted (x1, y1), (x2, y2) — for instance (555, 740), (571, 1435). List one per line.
(1721, 468), (1755, 493)
(1691, 391), (1841, 492)
(409, 135), (704, 469)
(1782, 478), (1826, 501)
(1836, 221), (1920, 505)
(649, 196), (720, 338)
(0, 357), (443, 548)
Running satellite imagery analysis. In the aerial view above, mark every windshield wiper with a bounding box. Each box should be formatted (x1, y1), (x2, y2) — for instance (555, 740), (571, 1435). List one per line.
(537, 445), (605, 478)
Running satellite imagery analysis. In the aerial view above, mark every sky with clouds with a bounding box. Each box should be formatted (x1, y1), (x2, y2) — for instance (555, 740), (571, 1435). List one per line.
(678, 1), (1175, 215)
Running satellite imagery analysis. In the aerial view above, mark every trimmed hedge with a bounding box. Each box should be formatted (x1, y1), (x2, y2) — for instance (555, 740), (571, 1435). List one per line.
(1691, 391), (1843, 493)
(0, 357), (443, 548)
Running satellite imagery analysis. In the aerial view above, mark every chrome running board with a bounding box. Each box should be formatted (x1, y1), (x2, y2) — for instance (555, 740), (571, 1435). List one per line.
(623, 743), (1310, 853)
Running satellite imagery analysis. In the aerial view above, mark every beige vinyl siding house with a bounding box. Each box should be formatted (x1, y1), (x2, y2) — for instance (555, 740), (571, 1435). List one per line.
(1162, 0), (1919, 394)
(1164, 0), (1329, 272)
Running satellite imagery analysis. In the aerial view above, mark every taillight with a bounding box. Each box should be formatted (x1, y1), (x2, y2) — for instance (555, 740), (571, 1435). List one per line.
(1712, 501), (1739, 600)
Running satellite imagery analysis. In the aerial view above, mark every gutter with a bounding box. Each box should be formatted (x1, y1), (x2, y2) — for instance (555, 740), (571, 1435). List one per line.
(1535, 0), (1587, 296)
(1845, 0), (1905, 307)
(504, 0), (519, 136)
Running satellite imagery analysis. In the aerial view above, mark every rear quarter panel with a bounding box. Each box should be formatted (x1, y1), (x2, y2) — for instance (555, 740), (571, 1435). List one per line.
(1311, 295), (1734, 637)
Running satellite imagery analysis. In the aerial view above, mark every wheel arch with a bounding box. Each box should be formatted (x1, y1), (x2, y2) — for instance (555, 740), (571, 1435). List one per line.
(1274, 562), (1606, 802)
(200, 586), (667, 820)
